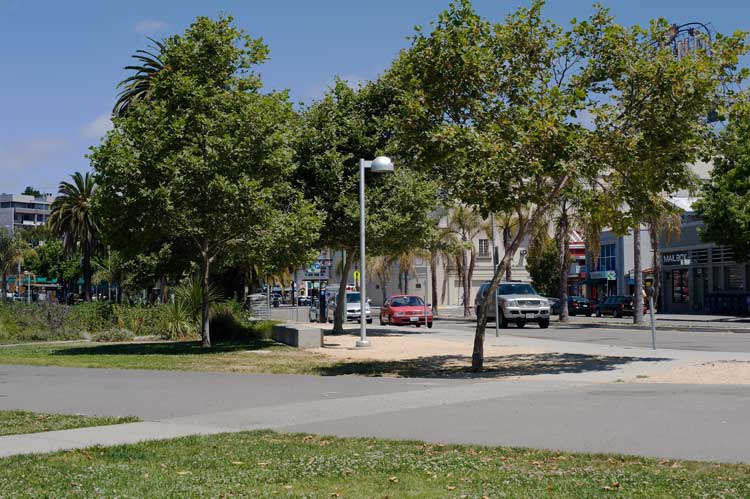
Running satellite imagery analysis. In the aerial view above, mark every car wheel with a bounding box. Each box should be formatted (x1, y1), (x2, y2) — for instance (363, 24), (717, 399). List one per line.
(427, 322), (433, 329)
(596, 310), (602, 318)
(366, 319), (372, 324)
(539, 319), (550, 329)
(614, 310), (621, 319)
(499, 314), (508, 328)
(517, 321), (526, 328)
(586, 313), (592, 317)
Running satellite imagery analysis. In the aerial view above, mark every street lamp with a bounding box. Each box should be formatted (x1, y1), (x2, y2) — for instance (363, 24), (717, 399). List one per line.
(357, 156), (395, 348)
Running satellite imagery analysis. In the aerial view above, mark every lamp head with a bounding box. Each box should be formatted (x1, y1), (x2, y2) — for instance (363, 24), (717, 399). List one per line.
(370, 156), (394, 173)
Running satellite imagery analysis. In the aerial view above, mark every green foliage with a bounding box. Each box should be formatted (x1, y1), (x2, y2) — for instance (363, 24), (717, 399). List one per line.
(296, 79), (438, 257)
(21, 186), (42, 197)
(22, 239), (81, 285)
(526, 238), (560, 297)
(92, 15), (321, 345)
(695, 99), (750, 261)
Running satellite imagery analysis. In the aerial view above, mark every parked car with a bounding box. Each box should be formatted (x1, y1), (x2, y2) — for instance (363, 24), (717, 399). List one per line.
(475, 281), (551, 328)
(327, 291), (372, 324)
(595, 296), (634, 318)
(547, 297), (561, 315)
(568, 296), (594, 316)
(379, 294), (433, 328)
(297, 296), (311, 307)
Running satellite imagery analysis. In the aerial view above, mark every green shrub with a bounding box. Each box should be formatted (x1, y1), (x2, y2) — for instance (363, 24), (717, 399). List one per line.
(159, 301), (198, 340)
(93, 328), (134, 342)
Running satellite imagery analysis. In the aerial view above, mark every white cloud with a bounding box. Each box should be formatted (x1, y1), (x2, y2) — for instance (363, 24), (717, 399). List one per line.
(80, 113), (113, 140)
(0, 137), (67, 171)
(134, 18), (168, 35)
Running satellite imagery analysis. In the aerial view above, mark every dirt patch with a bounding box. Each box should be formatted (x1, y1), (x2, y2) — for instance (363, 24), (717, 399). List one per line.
(311, 334), (538, 361)
(636, 360), (750, 385)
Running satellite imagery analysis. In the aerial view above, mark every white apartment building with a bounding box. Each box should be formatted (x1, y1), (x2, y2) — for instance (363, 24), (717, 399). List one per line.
(0, 193), (55, 234)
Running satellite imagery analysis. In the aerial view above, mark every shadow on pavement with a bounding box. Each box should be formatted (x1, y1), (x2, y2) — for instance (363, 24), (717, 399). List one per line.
(316, 352), (670, 379)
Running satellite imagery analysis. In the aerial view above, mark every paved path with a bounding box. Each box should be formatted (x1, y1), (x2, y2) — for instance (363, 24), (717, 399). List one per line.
(2, 332), (750, 462)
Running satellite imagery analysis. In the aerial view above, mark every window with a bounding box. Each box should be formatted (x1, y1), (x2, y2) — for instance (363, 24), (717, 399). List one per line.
(478, 239), (490, 257)
(725, 265), (745, 291)
(597, 244), (616, 272)
(672, 269), (689, 303)
(497, 283), (537, 295)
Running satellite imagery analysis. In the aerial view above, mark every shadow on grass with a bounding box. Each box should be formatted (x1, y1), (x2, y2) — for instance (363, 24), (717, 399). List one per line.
(50, 339), (276, 357)
(315, 352), (670, 379)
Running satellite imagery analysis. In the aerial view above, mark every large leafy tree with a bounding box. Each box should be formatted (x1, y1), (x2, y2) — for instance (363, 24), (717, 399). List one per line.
(695, 98), (750, 260)
(296, 79), (438, 333)
(391, 1), (607, 370)
(91, 16), (321, 347)
(49, 172), (98, 301)
(590, 20), (749, 324)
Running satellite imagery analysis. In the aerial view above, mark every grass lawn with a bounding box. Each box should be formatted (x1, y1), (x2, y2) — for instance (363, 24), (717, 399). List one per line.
(0, 340), (342, 375)
(1, 431), (747, 498)
(0, 410), (139, 437)
(0, 339), (651, 378)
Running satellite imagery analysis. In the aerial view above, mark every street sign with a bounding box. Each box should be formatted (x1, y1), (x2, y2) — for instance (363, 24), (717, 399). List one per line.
(606, 271), (616, 281)
(353, 270), (361, 282)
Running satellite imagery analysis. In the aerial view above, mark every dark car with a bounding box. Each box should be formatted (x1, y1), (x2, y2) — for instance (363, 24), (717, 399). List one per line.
(547, 297), (561, 315)
(595, 296), (634, 318)
(568, 296), (594, 317)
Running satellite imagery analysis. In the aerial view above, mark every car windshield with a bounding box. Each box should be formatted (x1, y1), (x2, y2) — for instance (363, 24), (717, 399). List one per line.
(391, 296), (425, 307)
(345, 293), (361, 303)
(497, 283), (537, 295)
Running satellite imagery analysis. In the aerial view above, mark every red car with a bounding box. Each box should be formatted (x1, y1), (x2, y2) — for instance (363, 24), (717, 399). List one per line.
(379, 295), (433, 328)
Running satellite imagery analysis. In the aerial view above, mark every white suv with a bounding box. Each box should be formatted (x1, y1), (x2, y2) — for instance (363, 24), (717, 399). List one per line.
(475, 282), (550, 328)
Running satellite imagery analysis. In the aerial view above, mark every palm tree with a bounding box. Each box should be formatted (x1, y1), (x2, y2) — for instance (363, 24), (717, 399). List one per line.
(446, 206), (489, 317)
(0, 229), (27, 302)
(647, 209), (682, 312)
(366, 256), (391, 304)
(49, 172), (99, 301)
(113, 38), (165, 117)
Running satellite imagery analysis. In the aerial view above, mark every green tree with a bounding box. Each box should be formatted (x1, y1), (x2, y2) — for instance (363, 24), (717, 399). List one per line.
(695, 99), (750, 261)
(0, 229), (27, 301)
(23, 239), (81, 291)
(92, 16), (321, 347)
(526, 237), (560, 298)
(589, 19), (749, 324)
(49, 172), (98, 301)
(21, 186), (42, 197)
(296, 79), (438, 333)
(391, 1), (607, 370)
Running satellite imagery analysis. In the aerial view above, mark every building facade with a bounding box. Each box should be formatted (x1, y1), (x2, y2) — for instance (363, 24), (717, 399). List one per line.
(0, 193), (55, 234)
(585, 227), (653, 301)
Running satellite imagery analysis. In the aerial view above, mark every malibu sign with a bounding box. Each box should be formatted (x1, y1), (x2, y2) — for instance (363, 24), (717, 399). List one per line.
(662, 251), (689, 266)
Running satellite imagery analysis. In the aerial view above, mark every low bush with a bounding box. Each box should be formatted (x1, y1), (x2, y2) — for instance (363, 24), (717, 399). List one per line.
(0, 298), (266, 345)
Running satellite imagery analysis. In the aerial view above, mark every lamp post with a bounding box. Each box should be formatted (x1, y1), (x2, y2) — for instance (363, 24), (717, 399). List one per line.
(357, 156), (395, 348)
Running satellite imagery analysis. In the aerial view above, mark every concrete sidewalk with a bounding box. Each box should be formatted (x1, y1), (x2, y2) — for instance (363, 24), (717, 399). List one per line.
(2, 333), (750, 461)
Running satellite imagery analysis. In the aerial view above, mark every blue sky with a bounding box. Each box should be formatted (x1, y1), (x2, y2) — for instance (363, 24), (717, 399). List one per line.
(1, 0), (749, 194)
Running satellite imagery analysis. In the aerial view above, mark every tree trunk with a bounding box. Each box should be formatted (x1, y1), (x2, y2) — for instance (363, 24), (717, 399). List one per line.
(472, 223), (528, 371)
(633, 224), (645, 324)
(430, 253), (439, 315)
(380, 275), (387, 304)
(558, 207), (570, 322)
(201, 252), (212, 348)
(462, 248), (471, 317)
(82, 249), (92, 301)
(160, 274), (168, 304)
(404, 270), (409, 294)
(503, 226), (513, 281)
(333, 250), (354, 334)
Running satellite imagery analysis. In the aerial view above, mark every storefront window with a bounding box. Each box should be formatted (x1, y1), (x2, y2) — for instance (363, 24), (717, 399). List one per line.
(725, 265), (745, 291)
(672, 269), (689, 303)
(713, 267), (721, 291)
(597, 244), (616, 272)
